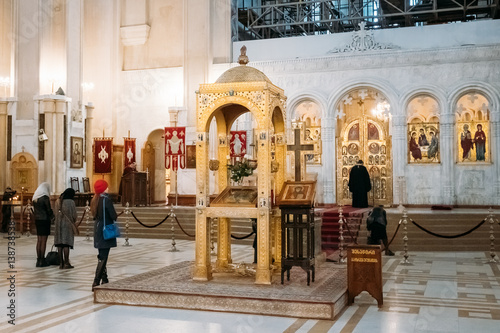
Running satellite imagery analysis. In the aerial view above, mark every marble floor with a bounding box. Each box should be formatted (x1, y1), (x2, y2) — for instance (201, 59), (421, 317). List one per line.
(2, 220), (500, 332)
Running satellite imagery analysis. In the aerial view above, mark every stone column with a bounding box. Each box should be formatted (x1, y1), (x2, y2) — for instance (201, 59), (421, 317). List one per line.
(391, 114), (407, 206)
(85, 103), (94, 180)
(184, 0), (210, 127)
(41, 96), (69, 194)
(491, 110), (500, 205)
(0, 100), (8, 191)
(322, 114), (335, 203)
(441, 112), (455, 205)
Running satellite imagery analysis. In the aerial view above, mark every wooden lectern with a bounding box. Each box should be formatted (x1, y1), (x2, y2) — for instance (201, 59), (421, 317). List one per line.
(121, 172), (147, 206)
(277, 181), (317, 286)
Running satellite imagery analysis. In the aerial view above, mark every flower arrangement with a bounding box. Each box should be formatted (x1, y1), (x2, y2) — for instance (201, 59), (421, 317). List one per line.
(227, 155), (257, 184)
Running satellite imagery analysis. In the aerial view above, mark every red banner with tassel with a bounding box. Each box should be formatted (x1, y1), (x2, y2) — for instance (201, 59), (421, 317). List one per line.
(165, 127), (186, 171)
(94, 138), (113, 174)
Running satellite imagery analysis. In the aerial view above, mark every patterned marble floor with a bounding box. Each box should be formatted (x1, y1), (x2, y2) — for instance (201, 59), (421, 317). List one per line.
(2, 227), (500, 332)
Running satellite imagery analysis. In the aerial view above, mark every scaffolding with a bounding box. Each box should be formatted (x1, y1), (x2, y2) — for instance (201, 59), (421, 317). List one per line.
(236, 0), (499, 40)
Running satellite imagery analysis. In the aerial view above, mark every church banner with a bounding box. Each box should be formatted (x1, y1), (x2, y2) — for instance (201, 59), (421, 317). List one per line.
(165, 127), (186, 171)
(123, 137), (136, 168)
(229, 131), (247, 160)
(94, 138), (113, 174)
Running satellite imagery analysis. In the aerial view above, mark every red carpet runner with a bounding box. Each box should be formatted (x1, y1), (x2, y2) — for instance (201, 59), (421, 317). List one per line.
(321, 206), (370, 256)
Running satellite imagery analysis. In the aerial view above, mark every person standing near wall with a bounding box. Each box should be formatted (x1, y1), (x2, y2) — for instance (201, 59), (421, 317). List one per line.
(348, 160), (372, 208)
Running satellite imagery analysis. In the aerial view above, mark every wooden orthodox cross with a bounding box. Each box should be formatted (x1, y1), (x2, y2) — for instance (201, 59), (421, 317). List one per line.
(287, 127), (314, 181)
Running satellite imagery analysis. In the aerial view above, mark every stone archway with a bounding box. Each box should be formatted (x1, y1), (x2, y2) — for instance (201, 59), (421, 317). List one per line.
(336, 88), (393, 206)
(142, 129), (167, 204)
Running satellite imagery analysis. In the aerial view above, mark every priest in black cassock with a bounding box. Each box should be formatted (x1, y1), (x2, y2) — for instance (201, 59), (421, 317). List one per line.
(348, 160), (372, 208)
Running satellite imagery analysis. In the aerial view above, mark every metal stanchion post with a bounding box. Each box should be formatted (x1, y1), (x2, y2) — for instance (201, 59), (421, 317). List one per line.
(168, 204), (178, 252)
(488, 207), (497, 263)
(85, 200), (91, 241)
(337, 206), (346, 264)
(401, 209), (411, 265)
(25, 200), (32, 237)
(123, 202), (132, 246)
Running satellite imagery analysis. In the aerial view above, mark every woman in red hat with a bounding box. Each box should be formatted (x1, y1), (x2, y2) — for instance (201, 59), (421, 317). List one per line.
(90, 179), (117, 290)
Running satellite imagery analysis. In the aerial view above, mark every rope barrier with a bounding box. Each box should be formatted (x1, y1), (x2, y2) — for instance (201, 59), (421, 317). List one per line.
(130, 211), (171, 228)
(231, 231), (255, 240)
(76, 209), (86, 226)
(173, 215), (195, 238)
(410, 218), (486, 239)
(386, 219), (402, 247)
(343, 219), (358, 245)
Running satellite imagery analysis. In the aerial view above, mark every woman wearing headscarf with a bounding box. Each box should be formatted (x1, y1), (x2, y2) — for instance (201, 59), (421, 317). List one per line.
(33, 182), (54, 267)
(54, 188), (78, 269)
(90, 179), (117, 290)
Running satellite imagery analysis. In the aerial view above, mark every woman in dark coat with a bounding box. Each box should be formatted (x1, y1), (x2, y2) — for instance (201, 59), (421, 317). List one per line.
(90, 179), (117, 290)
(33, 182), (54, 267)
(54, 188), (78, 269)
(366, 206), (394, 256)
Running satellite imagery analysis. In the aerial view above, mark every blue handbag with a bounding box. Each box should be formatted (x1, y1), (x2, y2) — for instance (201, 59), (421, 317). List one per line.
(102, 197), (120, 240)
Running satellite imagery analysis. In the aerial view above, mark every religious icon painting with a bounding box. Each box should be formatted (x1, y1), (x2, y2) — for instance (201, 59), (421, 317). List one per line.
(348, 124), (359, 141)
(229, 131), (247, 158)
(94, 138), (113, 174)
(457, 121), (489, 163)
(165, 127), (186, 171)
(70, 137), (84, 169)
(277, 181), (316, 207)
(367, 123), (380, 140)
(123, 137), (136, 168)
(218, 135), (227, 146)
(186, 145), (196, 169)
(407, 122), (440, 164)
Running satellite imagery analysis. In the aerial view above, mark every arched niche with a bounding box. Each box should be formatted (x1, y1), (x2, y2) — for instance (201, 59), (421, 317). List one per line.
(11, 152), (38, 193)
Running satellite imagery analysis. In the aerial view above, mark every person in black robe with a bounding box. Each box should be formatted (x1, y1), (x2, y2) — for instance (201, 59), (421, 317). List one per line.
(118, 162), (137, 200)
(348, 160), (371, 208)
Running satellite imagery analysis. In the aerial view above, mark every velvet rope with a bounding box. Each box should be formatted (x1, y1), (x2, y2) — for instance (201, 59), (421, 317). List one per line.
(231, 231), (255, 240)
(410, 218), (486, 239)
(386, 219), (402, 247)
(130, 211), (171, 228)
(173, 215), (195, 238)
(343, 219), (358, 245)
(76, 209), (86, 226)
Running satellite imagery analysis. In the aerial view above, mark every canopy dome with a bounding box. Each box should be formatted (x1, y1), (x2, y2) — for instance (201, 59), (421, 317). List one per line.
(215, 65), (271, 84)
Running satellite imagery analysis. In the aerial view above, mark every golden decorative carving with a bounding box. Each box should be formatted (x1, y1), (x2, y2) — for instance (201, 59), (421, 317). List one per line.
(196, 62), (286, 284)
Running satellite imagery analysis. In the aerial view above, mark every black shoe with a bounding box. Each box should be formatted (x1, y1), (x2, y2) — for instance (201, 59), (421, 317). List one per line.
(36, 259), (42, 267)
(63, 263), (74, 269)
(385, 250), (395, 256)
